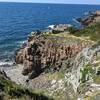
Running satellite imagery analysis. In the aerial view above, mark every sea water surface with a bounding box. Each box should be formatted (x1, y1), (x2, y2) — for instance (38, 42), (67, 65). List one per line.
(0, 2), (100, 65)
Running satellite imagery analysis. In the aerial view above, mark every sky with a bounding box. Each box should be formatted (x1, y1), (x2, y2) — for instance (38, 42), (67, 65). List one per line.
(0, 0), (100, 5)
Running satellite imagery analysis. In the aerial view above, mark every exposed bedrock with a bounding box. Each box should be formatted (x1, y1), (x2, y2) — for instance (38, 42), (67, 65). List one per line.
(76, 10), (100, 26)
(15, 33), (91, 79)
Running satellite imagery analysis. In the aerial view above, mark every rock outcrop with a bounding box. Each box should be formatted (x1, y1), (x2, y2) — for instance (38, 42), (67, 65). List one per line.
(48, 24), (72, 33)
(15, 32), (92, 79)
(76, 10), (100, 26)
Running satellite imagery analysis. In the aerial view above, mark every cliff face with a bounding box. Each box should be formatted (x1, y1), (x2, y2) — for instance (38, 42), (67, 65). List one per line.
(15, 32), (92, 78)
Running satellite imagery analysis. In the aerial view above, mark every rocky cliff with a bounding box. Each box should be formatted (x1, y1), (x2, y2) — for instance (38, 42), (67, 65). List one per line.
(15, 32), (92, 79)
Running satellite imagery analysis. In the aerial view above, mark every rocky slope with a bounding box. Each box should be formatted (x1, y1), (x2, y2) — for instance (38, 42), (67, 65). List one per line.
(24, 36), (99, 100)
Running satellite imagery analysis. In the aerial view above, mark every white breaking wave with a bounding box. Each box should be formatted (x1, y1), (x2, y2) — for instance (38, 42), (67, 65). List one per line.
(17, 40), (27, 46)
(48, 25), (55, 29)
(0, 61), (14, 66)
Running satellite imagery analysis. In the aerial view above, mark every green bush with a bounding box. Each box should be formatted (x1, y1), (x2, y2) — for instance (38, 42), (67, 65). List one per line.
(80, 64), (95, 83)
(68, 27), (79, 34)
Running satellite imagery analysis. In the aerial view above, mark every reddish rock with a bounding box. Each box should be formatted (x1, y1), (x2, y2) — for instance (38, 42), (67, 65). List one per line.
(77, 10), (100, 25)
(15, 33), (89, 78)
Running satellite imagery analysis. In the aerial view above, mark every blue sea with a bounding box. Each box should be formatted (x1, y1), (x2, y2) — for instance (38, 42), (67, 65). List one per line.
(0, 2), (100, 65)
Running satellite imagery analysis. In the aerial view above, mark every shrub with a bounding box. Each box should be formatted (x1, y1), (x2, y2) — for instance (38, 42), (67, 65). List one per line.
(68, 27), (79, 34)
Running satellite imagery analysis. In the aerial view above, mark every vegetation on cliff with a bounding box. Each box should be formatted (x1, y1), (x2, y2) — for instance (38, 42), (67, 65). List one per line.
(68, 23), (100, 41)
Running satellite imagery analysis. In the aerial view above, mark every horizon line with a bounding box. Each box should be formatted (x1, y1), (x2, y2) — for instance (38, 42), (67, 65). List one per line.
(0, 1), (100, 5)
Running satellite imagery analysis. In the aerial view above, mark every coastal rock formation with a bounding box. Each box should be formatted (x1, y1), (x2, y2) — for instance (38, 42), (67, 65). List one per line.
(48, 24), (72, 33)
(15, 32), (91, 79)
(77, 10), (100, 25)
